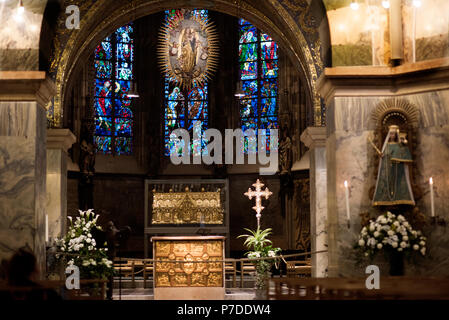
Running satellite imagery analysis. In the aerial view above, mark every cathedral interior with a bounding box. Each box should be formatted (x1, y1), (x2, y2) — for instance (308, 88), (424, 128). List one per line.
(1, 0), (449, 302)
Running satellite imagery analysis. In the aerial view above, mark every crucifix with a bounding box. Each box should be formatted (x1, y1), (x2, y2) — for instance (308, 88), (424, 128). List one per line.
(244, 179), (273, 228)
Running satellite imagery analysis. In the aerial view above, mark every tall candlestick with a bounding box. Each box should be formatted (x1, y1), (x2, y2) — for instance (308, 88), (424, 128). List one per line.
(344, 180), (350, 225)
(45, 214), (49, 243)
(430, 177), (435, 217)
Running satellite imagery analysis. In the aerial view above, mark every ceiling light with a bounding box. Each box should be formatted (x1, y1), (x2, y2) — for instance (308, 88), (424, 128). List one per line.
(350, 2), (359, 11)
(413, 0), (422, 8)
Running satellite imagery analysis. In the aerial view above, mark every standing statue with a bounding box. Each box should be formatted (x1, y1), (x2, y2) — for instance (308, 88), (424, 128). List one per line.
(371, 125), (415, 206)
(78, 139), (95, 211)
(279, 127), (293, 175)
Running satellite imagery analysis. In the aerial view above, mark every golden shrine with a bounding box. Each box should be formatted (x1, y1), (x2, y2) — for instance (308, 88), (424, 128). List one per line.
(152, 236), (225, 300)
(151, 187), (223, 224)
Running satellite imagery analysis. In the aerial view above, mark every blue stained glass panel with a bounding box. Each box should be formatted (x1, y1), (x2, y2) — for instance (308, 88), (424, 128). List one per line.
(95, 60), (112, 79)
(239, 18), (251, 26)
(261, 41), (278, 60)
(239, 25), (257, 43)
(95, 42), (112, 60)
(188, 100), (206, 119)
(188, 85), (207, 101)
(115, 137), (132, 155)
(260, 117), (278, 130)
(261, 97), (277, 116)
(241, 118), (258, 132)
(95, 98), (112, 116)
(240, 61), (258, 80)
(165, 118), (185, 132)
(168, 86), (185, 101)
(95, 136), (112, 154)
(240, 99), (258, 118)
(95, 79), (112, 97)
(115, 25), (133, 43)
(115, 80), (131, 99)
(261, 60), (278, 78)
(261, 80), (277, 97)
(239, 43), (257, 62)
(242, 80), (258, 98)
(114, 99), (133, 118)
(95, 117), (113, 136)
(166, 100), (185, 119)
(115, 118), (133, 136)
(260, 33), (273, 42)
(116, 43), (133, 61)
(116, 61), (133, 80)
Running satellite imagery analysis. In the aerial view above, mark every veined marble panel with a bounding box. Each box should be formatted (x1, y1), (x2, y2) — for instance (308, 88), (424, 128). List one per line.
(330, 89), (449, 134)
(0, 101), (46, 275)
(0, 102), (38, 137)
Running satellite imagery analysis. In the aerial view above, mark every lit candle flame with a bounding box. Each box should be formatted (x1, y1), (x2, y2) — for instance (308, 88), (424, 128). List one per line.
(430, 177), (433, 185)
(344, 180), (348, 188)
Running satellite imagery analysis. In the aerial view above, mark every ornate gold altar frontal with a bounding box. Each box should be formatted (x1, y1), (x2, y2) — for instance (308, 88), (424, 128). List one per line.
(153, 236), (224, 288)
(151, 188), (223, 224)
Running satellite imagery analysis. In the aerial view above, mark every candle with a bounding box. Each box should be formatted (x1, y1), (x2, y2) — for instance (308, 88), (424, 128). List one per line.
(344, 180), (350, 223)
(45, 214), (49, 243)
(430, 177), (435, 217)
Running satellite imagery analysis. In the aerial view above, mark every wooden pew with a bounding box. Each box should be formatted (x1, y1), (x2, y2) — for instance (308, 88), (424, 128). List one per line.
(268, 277), (449, 300)
(285, 258), (311, 278)
(225, 260), (237, 288)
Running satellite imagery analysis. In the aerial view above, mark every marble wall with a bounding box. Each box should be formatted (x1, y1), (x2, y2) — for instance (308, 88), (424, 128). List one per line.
(0, 101), (47, 275)
(326, 90), (449, 277)
(0, 0), (47, 70)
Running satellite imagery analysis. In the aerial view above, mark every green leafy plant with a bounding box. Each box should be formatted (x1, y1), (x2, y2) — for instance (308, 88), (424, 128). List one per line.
(238, 227), (281, 289)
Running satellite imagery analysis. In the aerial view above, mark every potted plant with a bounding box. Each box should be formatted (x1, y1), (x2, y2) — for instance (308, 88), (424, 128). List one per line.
(238, 227), (281, 294)
(56, 209), (115, 296)
(355, 211), (426, 276)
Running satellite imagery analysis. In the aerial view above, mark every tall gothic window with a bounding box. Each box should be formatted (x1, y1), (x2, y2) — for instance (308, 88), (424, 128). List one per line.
(238, 19), (278, 153)
(164, 9), (209, 157)
(94, 24), (134, 155)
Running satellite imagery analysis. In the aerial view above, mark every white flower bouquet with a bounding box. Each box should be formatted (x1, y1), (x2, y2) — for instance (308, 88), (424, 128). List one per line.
(356, 211), (427, 259)
(57, 209), (114, 280)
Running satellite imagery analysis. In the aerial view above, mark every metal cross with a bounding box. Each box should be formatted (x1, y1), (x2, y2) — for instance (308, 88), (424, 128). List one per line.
(244, 179), (273, 228)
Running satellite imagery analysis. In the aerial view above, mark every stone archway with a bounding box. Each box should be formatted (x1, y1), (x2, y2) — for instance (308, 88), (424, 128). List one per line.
(46, 0), (328, 127)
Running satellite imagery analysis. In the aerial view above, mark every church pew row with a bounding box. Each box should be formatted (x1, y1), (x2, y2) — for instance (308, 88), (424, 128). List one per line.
(113, 258), (312, 288)
(267, 277), (449, 300)
(0, 279), (108, 300)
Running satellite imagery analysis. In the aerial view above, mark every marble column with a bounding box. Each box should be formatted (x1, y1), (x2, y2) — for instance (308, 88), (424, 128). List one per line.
(0, 71), (55, 277)
(301, 127), (328, 277)
(46, 129), (76, 242)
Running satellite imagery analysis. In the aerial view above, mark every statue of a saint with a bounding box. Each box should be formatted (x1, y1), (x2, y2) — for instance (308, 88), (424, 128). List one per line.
(279, 127), (293, 175)
(179, 27), (199, 75)
(371, 125), (415, 206)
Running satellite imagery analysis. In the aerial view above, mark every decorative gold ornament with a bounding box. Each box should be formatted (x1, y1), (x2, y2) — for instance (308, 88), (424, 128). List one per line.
(244, 179), (273, 228)
(153, 238), (224, 287)
(151, 188), (223, 224)
(158, 9), (219, 91)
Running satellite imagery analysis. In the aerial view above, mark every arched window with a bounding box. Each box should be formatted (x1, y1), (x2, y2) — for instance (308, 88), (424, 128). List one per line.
(163, 9), (209, 157)
(94, 24), (134, 155)
(238, 19), (278, 153)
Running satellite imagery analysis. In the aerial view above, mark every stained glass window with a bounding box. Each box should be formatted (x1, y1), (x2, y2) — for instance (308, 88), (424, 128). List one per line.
(164, 10), (209, 157)
(94, 23), (134, 155)
(238, 19), (279, 153)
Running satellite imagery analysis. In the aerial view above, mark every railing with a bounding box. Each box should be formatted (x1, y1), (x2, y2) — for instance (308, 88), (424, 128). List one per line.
(112, 250), (326, 288)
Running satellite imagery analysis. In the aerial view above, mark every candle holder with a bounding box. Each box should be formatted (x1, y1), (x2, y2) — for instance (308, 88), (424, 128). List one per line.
(430, 216), (447, 227)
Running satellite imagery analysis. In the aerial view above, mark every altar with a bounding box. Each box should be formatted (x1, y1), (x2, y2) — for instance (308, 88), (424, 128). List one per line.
(152, 236), (226, 300)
